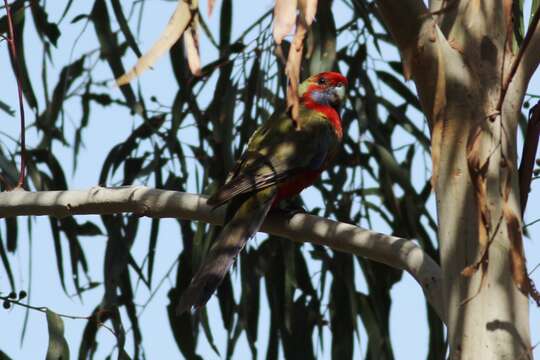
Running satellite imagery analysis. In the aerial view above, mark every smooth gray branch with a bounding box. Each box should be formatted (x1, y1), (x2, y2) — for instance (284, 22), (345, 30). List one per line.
(376, 0), (439, 75)
(0, 186), (446, 322)
(519, 7), (540, 83)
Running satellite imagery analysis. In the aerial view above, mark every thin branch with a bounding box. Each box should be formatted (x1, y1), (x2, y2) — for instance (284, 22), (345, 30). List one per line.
(3, 0), (26, 188)
(1, 295), (86, 320)
(0, 186), (446, 322)
(519, 101), (540, 215)
(520, 6), (540, 82)
(497, 6), (540, 113)
(0, 295), (118, 336)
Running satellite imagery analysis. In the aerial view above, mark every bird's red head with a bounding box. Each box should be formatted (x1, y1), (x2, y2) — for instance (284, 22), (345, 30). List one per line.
(299, 72), (348, 109)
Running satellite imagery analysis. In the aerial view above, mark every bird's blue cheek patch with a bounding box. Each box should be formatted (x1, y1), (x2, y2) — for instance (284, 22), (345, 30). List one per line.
(310, 90), (331, 105)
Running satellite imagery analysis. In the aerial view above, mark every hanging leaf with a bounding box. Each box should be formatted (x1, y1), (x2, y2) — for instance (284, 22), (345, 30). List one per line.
(183, 18), (202, 76)
(306, 0), (335, 75)
(78, 305), (112, 359)
(30, 0), (61, 46)
(0, 231), (15, 291)
(286, 15), (309, 120)
(116, 0), (198, 85)
(207, 0), (216, 17)
(273, 0), (297, 44)
(0, 100), (14, 116)
(110, 0), (142, 57)
(5, 217), (17, 252)
(37, 55), (86, 137)
(299, 0), (317, 26)
(4, 0), (39, 110)
(91, 0), (136, 107)
(45, 309), (70, 360)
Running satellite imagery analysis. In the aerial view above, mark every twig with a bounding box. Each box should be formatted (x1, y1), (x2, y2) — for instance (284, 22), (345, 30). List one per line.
(1, 295), (87, 320)
(518, 101), (540, 215)
(525, 217), (540, 229)
(0, 295), (118, 336)
(3, 0), (26, 189)
(497, 6), (540, 112)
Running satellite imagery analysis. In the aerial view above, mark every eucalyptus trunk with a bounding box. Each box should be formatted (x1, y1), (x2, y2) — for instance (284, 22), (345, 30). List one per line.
(379, 0), (539, 358)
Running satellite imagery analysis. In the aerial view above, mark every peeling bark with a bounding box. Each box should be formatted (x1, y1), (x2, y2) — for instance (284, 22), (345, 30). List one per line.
(378, 0), (534, 358)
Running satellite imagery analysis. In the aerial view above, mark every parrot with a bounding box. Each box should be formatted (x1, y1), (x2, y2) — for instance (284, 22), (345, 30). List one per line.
(176, 71), (348, 314)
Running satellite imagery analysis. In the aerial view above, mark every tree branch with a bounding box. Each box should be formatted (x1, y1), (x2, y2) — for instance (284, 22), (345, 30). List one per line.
(376, 0), (439, 80)
(0, 186), (446, 322)
(518, 7), (540, 82)
(376, 0), (429, 49)
(498, 6), (540, 113)
(519, 102), (540, 215)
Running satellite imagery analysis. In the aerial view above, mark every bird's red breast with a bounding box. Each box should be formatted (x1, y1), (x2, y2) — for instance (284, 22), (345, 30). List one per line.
(273, 169), (321, 206)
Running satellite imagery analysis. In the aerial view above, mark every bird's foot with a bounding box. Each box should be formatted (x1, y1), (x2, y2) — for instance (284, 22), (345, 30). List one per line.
(271, 203), (308, 219)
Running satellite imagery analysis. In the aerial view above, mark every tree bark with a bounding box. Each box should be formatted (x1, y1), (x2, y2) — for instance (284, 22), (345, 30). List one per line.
(378, 0), (533, 358)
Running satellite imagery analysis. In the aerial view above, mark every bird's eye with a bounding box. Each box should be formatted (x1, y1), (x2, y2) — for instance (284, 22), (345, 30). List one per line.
(336, 82), (343, 88)
(317, 77), (327, 85)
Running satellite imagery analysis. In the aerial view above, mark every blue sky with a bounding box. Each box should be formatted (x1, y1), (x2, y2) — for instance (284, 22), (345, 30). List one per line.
(1, 0), (540, 359)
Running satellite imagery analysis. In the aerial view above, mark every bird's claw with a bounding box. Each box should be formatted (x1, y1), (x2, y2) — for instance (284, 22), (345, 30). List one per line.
(272, 204), (308, 219)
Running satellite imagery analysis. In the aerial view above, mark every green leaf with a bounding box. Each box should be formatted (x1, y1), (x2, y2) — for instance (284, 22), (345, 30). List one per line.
(58, 217), (90, 297)
(123, 157), (146, 185)
(37, 56), (86, 139)
(45, 309), (70, 360)
(30, 0), (61, 46)
(78, 305), (111, 359)
(99, 116), (165, 184)
(199, 308), (221, 356)
(307, 0), (336, 75)
(48, 218), (67, 293)
(4, 0), (39, 110)
(109, 0), (142, 57)
(330, 253), (354, 360)
(0, 350), (13, 360)
(167, 232), (203, 360)
(0, 231), (15, 291)
(0, 100), (14, 116)
(128, 255), (149, 288)
(146, 218), (160, 286)
(5, 217), (17, 252)
(110, 308), (131, 360)
(240, 248), (260, 357)
(102, 215), (138, 306)
(60, 0), (75, 22)
(70, 14), (87, 24)
(533, 0), (540, 20)
(90, 0), (136, 107)
(376, 70), (421, 110)
(76, 221), (102, 236)
(119, 272), (142, 358)
(369, 142), (416, 194)
(512, 0), (525, 47)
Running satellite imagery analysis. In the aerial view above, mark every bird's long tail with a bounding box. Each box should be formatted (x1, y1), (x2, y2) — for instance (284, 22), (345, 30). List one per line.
(176, 187), (277, 314)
